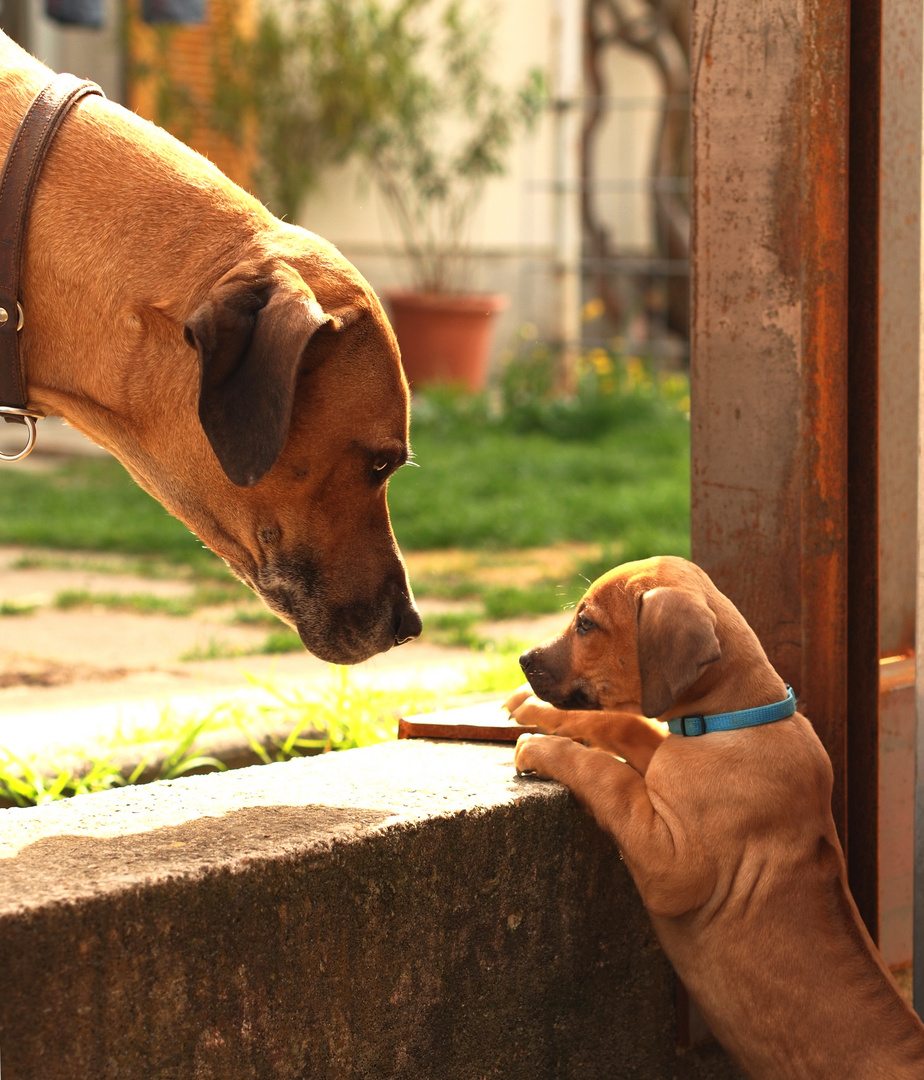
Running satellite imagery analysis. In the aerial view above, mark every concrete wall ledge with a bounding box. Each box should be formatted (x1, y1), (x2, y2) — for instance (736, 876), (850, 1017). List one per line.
(0, 739), (740, 1079)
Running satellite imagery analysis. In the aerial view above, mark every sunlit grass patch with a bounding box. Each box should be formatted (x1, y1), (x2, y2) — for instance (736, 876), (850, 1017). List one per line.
(0, 599), (38, 616)
(0, 716), (226, 808)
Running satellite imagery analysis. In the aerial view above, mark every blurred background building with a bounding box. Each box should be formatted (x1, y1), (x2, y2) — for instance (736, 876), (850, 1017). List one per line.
(0, 0), (691, 375)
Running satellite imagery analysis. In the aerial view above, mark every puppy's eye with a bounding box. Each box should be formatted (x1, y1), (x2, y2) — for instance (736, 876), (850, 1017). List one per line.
(576, 613), (595, 635)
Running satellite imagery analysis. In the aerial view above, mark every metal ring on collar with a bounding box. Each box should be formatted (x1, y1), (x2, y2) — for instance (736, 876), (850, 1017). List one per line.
(0, 302), (25, 331)
(0, 405), (39, 461)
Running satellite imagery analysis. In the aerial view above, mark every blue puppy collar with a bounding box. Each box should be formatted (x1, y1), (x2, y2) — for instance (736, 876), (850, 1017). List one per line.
(667, 686), (797, 737)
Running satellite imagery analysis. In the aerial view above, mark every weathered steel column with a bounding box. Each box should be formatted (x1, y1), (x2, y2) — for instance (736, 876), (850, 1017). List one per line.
(690, 0), (880, 934)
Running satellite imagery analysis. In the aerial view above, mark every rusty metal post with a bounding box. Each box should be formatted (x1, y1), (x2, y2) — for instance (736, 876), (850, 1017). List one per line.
(690, 0), (880, 935)
(799, 0), (851, 833)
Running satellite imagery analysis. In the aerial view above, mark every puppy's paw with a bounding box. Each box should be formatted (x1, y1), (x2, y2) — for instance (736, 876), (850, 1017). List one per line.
(546, 713), (601, 746)
(506, 691), (564, 733)
(504, 685), (534, 714)
(514, 732), (552, 777)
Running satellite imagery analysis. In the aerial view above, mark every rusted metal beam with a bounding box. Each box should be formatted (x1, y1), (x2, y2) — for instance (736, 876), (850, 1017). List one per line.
(690, 1), (805, 693)
(691, 0), (880, 936)
(799, 0), (851, 833)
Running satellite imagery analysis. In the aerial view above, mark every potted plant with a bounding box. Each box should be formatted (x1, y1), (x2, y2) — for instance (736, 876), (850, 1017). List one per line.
(355, 1), (545, 390)
(146, 0), (547, 389)
(208, 0), (545, 391)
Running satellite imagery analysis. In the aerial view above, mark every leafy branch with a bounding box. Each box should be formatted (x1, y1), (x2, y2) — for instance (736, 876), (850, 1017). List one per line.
(208, 0), (545, 291)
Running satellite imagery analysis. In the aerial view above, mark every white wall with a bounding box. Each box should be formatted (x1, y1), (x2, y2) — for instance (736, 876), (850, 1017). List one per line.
(591, 44), (662, 254)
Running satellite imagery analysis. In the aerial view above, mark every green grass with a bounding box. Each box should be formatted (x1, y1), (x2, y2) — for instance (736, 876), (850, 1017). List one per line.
(258, 628), (305, 654)
(177, 628), (304, 662)
(52, 583), (247, 616)
(228, 666), (427, 761)
(177, 637), (242, 662)
(391, 421), (688, 556)
(408, 345), (689, 555)
(10, 550), (229, 581)
(0, 458), (222, 570)
(230, 608), (284, 627)
(0, 355), (689, 567)
(0, 717), (227, 808)
(0, 599), (37, 616)
(423, 610), (489, 649)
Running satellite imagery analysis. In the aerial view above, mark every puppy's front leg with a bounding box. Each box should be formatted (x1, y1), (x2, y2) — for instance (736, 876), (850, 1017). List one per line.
(514, 734), (714, 916)
(506, 688), (665, 775)
(514, 733), (669, 861)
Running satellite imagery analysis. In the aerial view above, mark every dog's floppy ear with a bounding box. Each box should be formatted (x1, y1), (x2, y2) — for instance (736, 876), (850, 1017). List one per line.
(637, 586), (721, 717)
(184, 262), (342, 487)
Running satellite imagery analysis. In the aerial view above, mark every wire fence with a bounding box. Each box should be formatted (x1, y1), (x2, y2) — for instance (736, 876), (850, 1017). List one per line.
(521, 90), (690, 369)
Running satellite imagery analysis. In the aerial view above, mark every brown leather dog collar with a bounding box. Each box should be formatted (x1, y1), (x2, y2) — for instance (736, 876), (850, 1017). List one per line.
(0, 73), (104, 461)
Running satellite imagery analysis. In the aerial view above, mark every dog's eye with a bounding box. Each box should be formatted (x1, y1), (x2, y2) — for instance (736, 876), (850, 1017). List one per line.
(576, 613), (595, 635)
(372, 456), (393, 482)
(369, 444), (412, 484)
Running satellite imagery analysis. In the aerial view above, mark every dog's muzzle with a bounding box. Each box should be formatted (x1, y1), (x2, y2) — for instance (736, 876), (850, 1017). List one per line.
(520, 645), (600, 710)
(248, 550), (422, 665)
(296, 589), (421, 664)
(519, 645), (562, 700)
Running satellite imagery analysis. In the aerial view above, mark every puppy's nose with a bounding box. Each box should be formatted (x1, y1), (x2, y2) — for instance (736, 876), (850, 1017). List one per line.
(520, 646), (539, 675)
(393, 601), (422, 646)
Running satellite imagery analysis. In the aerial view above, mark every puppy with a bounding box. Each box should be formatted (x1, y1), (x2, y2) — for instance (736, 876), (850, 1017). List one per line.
(508, 555), (924, 1079)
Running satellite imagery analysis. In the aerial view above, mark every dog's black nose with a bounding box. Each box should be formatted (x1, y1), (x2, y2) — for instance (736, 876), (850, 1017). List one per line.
(394, 602), (422, 646)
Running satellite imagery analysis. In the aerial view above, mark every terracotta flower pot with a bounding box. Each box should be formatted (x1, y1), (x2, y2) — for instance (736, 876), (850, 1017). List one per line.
(385, 290), (508, 392)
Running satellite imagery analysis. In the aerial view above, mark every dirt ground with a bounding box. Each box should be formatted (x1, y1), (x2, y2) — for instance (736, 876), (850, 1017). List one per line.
(0, 541), (573, 761)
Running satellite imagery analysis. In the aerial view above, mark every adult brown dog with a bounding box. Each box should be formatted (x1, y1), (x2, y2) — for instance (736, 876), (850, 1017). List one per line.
(0, 33), (420, 664)
(507, 555), (924, 1079)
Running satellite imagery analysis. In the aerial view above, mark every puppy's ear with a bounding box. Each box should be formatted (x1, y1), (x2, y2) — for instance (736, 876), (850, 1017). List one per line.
(184, 262), (344, 486)
(637, 587), (721, 717)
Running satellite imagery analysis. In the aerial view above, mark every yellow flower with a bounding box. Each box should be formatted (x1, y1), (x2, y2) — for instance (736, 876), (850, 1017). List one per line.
(587, 347), (612, 376)
(659, 372), (690, 399)
(625, 357), (648, 386)
(581, 298), (605, 322)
